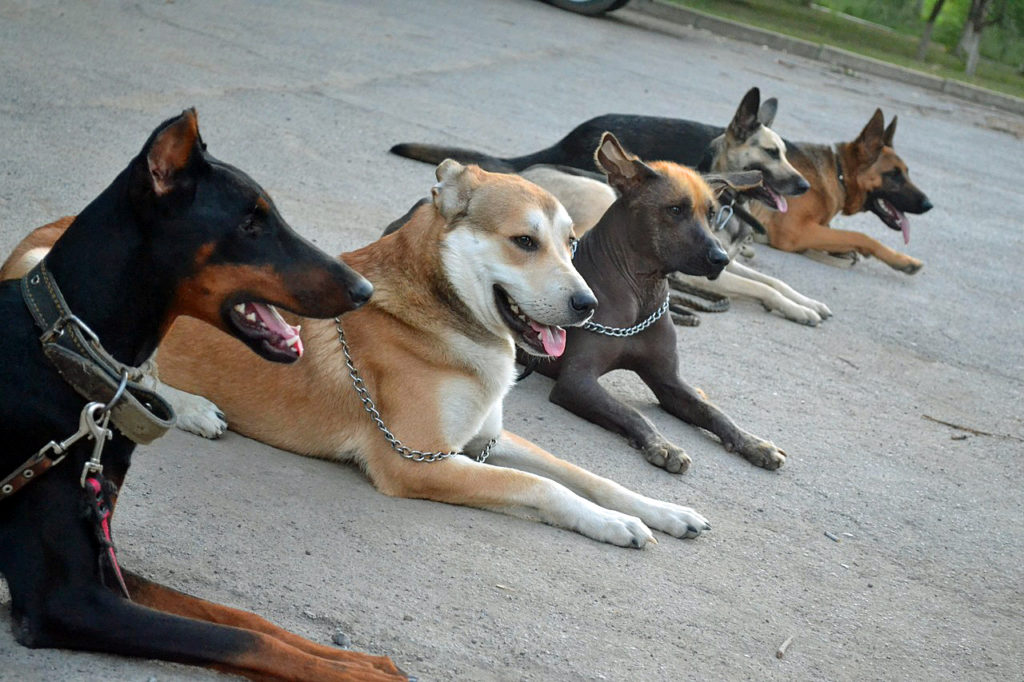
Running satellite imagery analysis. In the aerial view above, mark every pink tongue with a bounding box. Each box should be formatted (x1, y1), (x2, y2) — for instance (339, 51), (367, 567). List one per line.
(529, 321), (566, 357)
(252, 303), (304, 357)
(898, 213), (911, 245)
(774, 191), (788, 213)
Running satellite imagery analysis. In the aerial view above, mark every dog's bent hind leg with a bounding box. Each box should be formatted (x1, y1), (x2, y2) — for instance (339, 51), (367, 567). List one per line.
(123, 571), (404, 674)
(25, 583), (405, 681)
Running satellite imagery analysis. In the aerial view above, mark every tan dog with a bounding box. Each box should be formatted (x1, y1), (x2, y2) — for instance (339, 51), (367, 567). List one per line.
(5, 161), (710, 547)
(751, 110), (933, 273)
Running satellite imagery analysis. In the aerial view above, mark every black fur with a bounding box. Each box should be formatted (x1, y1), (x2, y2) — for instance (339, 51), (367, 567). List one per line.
(0, 111), (383, 676)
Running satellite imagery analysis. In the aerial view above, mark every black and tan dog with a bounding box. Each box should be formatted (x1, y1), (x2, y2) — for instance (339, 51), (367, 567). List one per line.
(529, 134), (786, 474)
(752, 109), (933, 273)
(0, 110), (407, 681)
(391, 87), (809, 211)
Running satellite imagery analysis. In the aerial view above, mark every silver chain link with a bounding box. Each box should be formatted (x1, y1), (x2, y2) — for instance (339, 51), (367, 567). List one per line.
(334, 318), (496, 463)
(571, 236), (670, 337)
(581, 294), (671, 337)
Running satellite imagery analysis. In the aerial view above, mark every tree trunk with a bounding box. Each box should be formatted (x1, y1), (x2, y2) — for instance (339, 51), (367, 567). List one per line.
(916, 0), (947, 61)
(956, 0), (993, 76)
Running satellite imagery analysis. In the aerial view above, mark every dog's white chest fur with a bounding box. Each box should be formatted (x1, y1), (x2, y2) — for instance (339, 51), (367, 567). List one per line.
(438, 331), (514, 448)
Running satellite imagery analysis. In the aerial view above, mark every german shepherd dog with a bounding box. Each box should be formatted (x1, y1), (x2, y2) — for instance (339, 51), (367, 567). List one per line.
(0, 110), (408, 681)
(14, 161), (711, 548)
(390, 87), (809, 212)
(752, 109), (933, 273)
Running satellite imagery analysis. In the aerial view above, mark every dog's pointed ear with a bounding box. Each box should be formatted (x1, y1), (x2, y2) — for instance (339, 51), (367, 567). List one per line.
(594, 132), (656, 195)
(727, 87), (761, 142)
(883, 115), (898, 147)
(757, 97), (778, 127)
(854, 109), (886, 163)
(146, 108), (202, 196)
(431, 158), (478, 221)
(703, 170), (764, 198)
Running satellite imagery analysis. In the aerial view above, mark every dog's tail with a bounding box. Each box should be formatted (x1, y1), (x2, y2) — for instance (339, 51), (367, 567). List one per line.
(389, 142), (518, 173)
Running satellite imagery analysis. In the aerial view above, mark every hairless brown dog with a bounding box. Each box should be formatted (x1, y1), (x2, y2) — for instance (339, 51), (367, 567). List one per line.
(528, 133), (786, 474)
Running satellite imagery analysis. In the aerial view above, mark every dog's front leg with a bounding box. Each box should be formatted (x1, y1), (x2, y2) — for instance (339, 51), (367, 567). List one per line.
(367, 447), (656, 548)
(726, 260), (833, 320)
(138, 357), (228, 439)
(484, 431), (709, 539)
(776, 224), (922, 274)
(549, 370), (692, 473)
(637, 367), (786, 470)
(693, 268), (823, 326)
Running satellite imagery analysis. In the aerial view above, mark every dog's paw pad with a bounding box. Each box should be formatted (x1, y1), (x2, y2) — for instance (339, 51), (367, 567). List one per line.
(902, 261), (923, 274)
(733, 438), (786, 470)
(643, 443), (691, 474)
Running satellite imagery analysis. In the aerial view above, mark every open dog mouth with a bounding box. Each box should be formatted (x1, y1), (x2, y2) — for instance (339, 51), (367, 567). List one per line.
(493, 285), (566, 357)
(227, 301), (304, 363)
(760, 183), (788, 213)
(870, 197), (911, 244)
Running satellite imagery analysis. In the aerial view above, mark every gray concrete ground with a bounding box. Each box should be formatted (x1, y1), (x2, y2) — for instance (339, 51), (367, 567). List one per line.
(0, 1), (1021, 680)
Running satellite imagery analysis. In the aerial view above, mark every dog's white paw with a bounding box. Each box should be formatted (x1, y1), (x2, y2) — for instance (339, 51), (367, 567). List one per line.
(766, 299), (821, 326)
(806, 298), (833, 319)
(578, 507), (656, 548)
(161, 385), (227, 439)
(635, 499), (710, 539)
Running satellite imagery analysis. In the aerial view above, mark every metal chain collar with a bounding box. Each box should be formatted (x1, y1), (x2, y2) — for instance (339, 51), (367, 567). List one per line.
(334, 318), (496, 463)
(582, 294), (671, 337)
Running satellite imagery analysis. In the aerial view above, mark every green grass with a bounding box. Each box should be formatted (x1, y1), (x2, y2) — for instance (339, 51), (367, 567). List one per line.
(665, 0), (1024, 100)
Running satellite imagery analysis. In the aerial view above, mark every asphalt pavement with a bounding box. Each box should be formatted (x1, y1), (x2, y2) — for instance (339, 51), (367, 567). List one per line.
(0, 1), (1021, 680)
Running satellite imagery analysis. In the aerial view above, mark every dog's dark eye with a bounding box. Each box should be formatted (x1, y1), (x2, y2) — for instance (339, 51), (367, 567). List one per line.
(766, 148), (780, 160)
(667, 205), (682, 216)
(512, 235), (538, 251)
(240, 215), (261, 237)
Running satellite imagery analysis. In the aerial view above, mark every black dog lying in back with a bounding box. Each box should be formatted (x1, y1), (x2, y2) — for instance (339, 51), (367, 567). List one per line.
(0, 110), (406, 681)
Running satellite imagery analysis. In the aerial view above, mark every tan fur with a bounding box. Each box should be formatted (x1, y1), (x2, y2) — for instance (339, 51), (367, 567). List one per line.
(751, 115), (925, 273)
(4, 163), (706, 547)
(0, 216), (74, 280)
(519, 166), (616, 235)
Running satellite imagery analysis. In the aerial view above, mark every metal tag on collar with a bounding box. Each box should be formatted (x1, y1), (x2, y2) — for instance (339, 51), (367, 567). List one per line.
(714, 204), (734, 232)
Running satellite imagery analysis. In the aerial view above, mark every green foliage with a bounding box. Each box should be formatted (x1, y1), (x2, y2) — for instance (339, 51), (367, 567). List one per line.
(667, 0), (1024, 97)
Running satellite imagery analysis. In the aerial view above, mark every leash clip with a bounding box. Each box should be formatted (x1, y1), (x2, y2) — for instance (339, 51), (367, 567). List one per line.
(713, 204), (734, 232)
(79, 402), (113, 488)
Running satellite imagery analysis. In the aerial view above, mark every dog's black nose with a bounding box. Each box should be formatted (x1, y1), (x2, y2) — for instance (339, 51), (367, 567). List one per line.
(348, 278), (374, 306)
(570, 290), (598, 314)
(794, 177), (811, 195)
(920, 197), (934, 213)
(707, 247), (730, 267)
